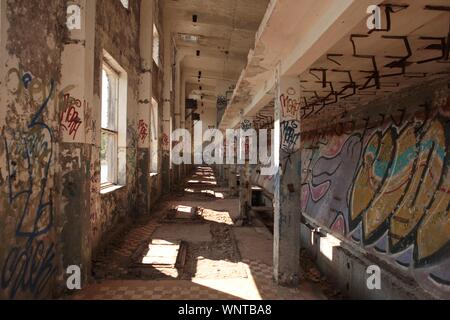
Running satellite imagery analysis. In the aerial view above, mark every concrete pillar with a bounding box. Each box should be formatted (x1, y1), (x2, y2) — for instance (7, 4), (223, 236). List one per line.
(273, 66), (302, 286)
(229, 164), (238, 196)
(218, 163), (224, 185)
(0, 0), (97, 299)
(223, 164), (229, 187)
(161, 19), (172, 193)
(238, 113), (252, 224)
(180, 73), (187, 179)
(228, 130), (238, 196)
(173, 53), (183, 185)
(137, 0), (154, 214)
(59, 0), (97, 289)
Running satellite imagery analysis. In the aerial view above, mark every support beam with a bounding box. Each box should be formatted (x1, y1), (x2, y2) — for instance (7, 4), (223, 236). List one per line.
(273, 66), (302, 286)
(238, 112), (252, 225)
(229, 164), (238, 196)
(173, 53), (182, 186)
(162, 23), (173, 193)
(59, 0), (96, 289)
(137, 0), (154, 215)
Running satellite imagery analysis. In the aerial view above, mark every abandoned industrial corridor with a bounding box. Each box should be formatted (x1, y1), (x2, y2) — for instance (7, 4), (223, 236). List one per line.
(68, 166), (330, 300)
(0, 0), (449, 301)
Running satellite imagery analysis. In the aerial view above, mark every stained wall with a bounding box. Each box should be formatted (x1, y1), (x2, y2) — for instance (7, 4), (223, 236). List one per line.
(300, 79), (450, 298)
(0, 0), (167, 299)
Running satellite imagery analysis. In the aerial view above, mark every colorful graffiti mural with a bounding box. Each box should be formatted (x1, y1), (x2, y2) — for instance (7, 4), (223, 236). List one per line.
(301, 102), (450, 297)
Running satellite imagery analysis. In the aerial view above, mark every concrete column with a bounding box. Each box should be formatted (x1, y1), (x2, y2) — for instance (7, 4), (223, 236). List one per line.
(223, 164), (229, 187)
(228, 130), (238, 196)
(59, 0), (96, 289)
(218, 163), (224, 185)
(180, 73), (187, 179)
(161, 19), (172, 193)
(136, 0), (154, 214)
(173, 53), (183, 185)
(239, 162), (252, 225)
(273, 66), (302, 286)
(238, 113), (252, 224)
(229, 164), (238, 196)
(0, 0), (97, 299)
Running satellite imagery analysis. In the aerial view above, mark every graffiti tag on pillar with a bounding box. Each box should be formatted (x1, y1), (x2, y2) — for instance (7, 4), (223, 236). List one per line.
(281, 120), (301, 154)
(138, 120), (149, 143)
(161, 133), (170, 150)
(22, 73), (33, 89)
(241, 119), (252, 131)
(60, 94), (84, 140)
(2, 80), (57, 299)
(280, 87), (301, 119)
(66, 5), (81, 31)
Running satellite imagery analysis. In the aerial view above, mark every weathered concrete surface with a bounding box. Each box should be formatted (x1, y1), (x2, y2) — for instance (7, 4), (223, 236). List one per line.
(91, 0), (144, 254)
(300, 223), (434, 300)
(273, 74), (302, 286)
(0, 0), (68, 300)
(0, 0), (167, 300)
(300, 79), (450, 299)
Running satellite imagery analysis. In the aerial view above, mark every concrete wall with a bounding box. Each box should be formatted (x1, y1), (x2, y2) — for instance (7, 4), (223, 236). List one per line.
(91, 0), (141, 253)
(0, 0), (168, 299)
(0, 0), (69, 299)
(300, 79), (450, 299)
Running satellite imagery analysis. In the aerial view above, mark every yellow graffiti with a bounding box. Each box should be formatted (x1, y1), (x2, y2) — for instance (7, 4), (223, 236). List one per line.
(390, 119), (445, 248)
(364, 126), (416, 239)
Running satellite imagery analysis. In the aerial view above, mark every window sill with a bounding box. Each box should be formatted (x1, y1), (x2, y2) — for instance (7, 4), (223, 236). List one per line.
(100, 184), (125, 195)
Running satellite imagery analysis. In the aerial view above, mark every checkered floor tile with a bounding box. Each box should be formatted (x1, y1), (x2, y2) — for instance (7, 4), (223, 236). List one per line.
(74, 167), (328, 301)
(70, 259), (325, 300)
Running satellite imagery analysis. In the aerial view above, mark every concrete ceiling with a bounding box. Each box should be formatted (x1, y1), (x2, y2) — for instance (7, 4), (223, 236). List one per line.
(298, 0), (450, 130)
(220, 0), (450, 130)
(164, 0), (270, 109)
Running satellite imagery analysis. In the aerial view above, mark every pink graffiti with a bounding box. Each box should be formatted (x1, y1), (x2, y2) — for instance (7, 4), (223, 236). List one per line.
(310, 182), (330, 202)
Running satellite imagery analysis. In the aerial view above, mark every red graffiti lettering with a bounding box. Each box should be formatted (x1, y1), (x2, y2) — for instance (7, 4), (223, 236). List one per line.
(138, 120), (149, 143)
(60, 94), (85, 140)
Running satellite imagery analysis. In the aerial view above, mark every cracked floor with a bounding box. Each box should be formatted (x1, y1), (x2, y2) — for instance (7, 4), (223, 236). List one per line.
(68, 166), (337, 300)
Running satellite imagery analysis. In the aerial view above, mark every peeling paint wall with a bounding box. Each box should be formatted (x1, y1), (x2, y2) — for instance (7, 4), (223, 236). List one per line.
(91, 0), (141, 252)
(0, 0), (68, 299)
(0, 0), (168, 300)
(300, 79), (450, 299)
(137, 0), (164, 213)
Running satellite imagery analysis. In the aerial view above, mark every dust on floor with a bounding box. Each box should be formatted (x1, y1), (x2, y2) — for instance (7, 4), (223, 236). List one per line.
(71, 166), (339, 300)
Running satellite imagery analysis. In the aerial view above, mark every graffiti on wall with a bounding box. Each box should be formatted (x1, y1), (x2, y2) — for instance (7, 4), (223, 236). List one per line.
(161, 133), (169, 150)
(301, 101), (450, 296)
(60, 93), (86, 141)
(1, 75), (57, 299)
(138, 119), (149, 143)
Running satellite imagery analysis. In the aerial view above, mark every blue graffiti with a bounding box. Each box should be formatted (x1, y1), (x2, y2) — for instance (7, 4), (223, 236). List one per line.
(367, 139), (445, 177)
(1, 80), (57, 299)
(21, 73), (32, 89)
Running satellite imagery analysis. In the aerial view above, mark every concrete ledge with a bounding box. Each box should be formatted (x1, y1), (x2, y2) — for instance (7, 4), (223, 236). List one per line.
(300, 223), (435, 300)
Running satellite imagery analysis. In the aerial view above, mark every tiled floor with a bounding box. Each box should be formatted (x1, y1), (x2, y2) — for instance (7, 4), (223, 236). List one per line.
(70, 259), (325, 300)
(69, 166), (328, 300)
